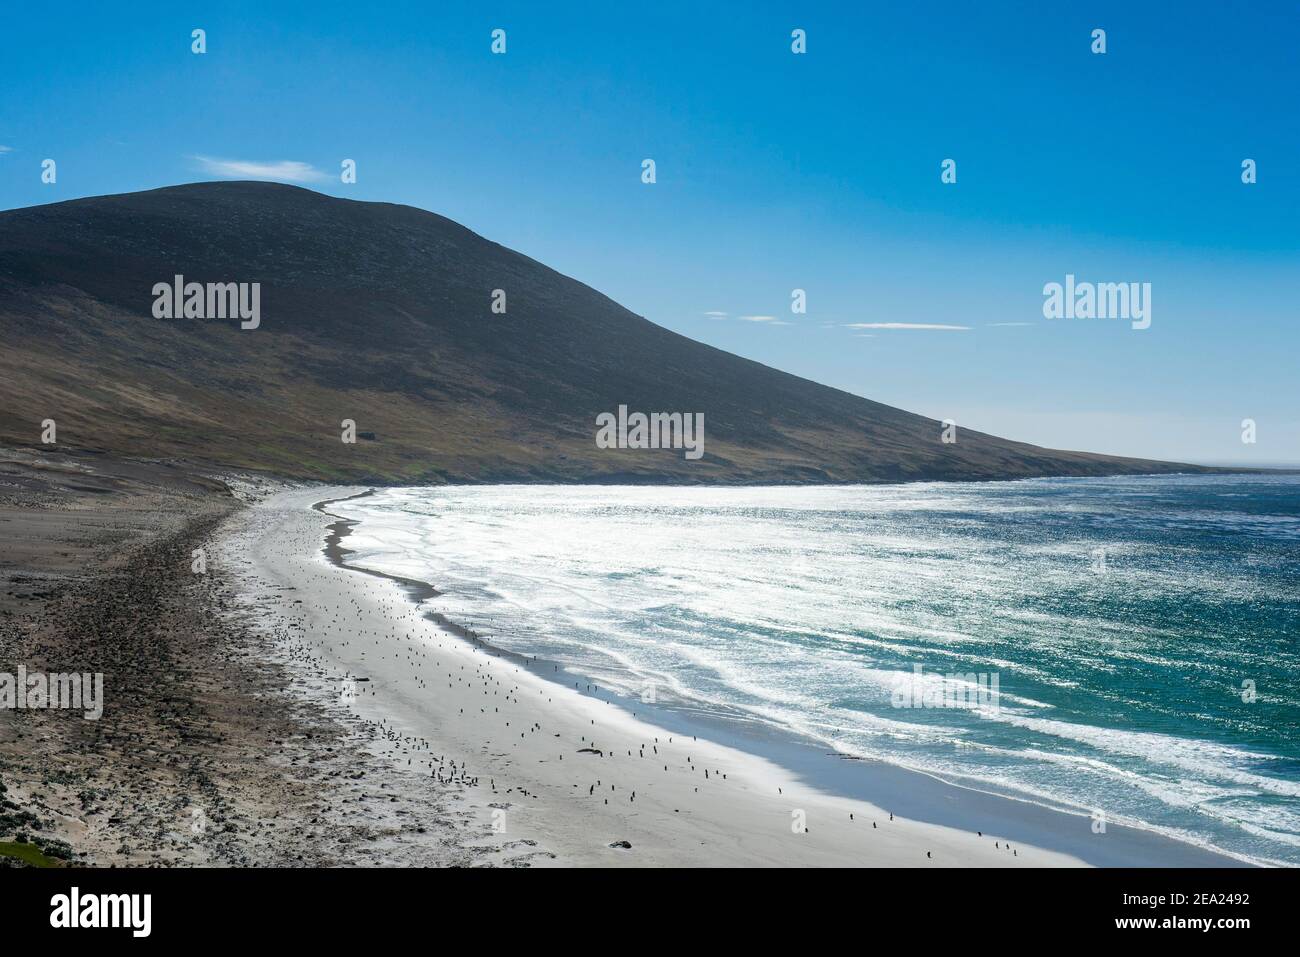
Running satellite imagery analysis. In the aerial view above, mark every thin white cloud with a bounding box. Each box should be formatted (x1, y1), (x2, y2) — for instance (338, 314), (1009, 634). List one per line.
(0, 146), (12, 154)
(702, 311), (793, 325)
(844, 322), (970, 331)
(192, 155), (328, 183)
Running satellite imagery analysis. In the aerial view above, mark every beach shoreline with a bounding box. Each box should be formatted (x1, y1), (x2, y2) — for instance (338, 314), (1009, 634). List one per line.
(0, 450), (535, 867)
(233, 483), (1249, 867)
(0, 448), (1264, 867)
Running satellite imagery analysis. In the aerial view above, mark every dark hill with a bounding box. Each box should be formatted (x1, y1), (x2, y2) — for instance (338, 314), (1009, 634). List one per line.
(0, 182), (1210, 483)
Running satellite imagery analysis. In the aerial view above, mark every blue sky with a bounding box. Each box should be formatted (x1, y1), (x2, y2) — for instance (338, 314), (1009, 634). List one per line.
(3, 1), (1296, 464)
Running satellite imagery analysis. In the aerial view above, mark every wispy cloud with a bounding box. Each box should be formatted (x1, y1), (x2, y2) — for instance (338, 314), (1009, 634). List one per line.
(701, 310), (791, 325)
(0, 146), (12, 155)
(844, 322), (970, 331)
(192, 155), (328, 183)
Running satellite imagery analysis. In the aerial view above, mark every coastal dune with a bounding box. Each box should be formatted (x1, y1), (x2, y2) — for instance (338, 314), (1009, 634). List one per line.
(224, 486), (1085, 867)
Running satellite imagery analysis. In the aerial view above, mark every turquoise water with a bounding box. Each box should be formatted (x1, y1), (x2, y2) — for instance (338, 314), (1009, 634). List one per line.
(336, 475), (1300, 865)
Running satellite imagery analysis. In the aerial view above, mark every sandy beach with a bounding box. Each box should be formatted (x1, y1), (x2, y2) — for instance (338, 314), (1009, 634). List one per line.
(216, 484), (1242, 867)
(0, 452), (1251, 868)
(0, 452), (491, 867)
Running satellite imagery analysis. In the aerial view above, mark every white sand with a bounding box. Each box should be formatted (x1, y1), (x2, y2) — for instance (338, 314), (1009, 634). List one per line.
(218, 486), (1085, 867)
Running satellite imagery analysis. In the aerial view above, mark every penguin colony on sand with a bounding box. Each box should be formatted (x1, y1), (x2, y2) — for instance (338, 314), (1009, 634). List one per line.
(235, 502), (1027, 864)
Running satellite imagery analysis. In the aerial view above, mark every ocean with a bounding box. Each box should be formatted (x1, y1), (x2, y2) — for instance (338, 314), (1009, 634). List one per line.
(332, 475), (1300, 866)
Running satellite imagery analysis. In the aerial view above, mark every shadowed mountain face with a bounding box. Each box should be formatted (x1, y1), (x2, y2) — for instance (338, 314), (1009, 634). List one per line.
(0, 182), (1206, 483)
